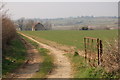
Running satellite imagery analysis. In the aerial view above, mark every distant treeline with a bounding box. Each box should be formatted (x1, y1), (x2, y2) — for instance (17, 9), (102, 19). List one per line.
(14, 16), (118, 31)
(15, 18), (52, 31)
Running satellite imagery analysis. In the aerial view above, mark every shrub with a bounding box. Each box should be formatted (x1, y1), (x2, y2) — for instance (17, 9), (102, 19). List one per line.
(2, 17), (16, 47)
(81, 26), (88, 30)
(102, 39), (120, 77)
(1, 4), (16, 48)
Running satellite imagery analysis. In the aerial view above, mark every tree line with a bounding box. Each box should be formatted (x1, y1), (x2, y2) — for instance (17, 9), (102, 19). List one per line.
(15, 18), (52, 31)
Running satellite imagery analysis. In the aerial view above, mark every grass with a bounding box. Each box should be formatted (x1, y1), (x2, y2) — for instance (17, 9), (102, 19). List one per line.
(31, 48), (54, 79)
(19, 34), (54, 79)
(19, 33), (39, 48)
(21, 30), (118, 50)
(66, 53), (118, 78)
(19, 30), (119, 78)
(2, 37), (26, 77)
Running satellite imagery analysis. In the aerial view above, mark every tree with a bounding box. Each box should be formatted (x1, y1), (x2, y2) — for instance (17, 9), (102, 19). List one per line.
(81, 26), (88, 30)
(1, 3), (16, 48)
(25, 19), (34, 31)
(43, 21), (52, 30)
(16, 17), (25, 31)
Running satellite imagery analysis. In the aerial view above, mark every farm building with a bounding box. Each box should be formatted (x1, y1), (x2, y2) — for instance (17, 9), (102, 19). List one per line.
(32, 22), (45, 31)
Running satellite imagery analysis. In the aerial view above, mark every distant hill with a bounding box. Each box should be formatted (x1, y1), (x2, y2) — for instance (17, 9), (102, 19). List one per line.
(15, 16), (118, 30)
(40, 16), (118, 30)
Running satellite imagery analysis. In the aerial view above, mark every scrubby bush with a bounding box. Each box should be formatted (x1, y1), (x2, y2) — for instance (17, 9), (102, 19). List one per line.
(102, 39), (120, 77)
(2, 17), (16, 46)
(1, 4), (16, 49)
(81, 26), (88, 30)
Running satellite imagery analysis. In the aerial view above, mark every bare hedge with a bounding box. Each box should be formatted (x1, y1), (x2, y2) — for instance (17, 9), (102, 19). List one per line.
(2, 17), (16, 48)
(102, 39), (120, 76)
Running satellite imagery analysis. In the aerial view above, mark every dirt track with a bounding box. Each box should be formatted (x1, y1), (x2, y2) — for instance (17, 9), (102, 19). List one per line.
(18, 32), (72, 78)
(5, 36), (42, 80)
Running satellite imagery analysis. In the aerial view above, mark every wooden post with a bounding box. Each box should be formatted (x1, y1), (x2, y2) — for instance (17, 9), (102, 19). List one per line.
(84, 38), (87, 61)
(99, 40), (103, 65)
(91, 39), (94, 54)
(84, 37), (102, 66)
(97, 38), (100, 65)
(87, 38), (89, 62)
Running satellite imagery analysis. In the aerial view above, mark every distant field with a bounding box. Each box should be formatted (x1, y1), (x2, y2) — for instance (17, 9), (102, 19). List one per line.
(21, 30), (118, 50)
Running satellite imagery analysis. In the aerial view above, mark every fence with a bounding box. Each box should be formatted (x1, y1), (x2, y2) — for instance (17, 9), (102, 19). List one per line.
(84, 37), (103, 66)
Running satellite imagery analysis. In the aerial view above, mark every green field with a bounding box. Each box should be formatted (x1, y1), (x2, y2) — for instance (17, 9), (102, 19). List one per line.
(21, 30), (118, 50)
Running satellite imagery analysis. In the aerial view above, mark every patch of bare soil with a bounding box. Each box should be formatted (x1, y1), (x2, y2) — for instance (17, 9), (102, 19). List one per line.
(4, 37), (42, 80)
(19, 32), (72, 78)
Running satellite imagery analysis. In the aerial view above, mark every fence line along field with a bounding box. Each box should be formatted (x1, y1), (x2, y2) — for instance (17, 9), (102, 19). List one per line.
(21, 30), (118, 50)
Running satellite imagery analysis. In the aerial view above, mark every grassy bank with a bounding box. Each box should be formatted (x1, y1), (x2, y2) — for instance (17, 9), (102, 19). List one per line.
(19, 34), (54, 79)
(66, 53), (118, 78)
(2, 37), (26, 76)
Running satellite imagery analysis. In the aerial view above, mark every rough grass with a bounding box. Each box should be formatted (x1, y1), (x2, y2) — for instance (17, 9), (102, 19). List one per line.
(19, 33), (39, 48)
(2, 38), (26, 76)
(19, 34), (54, 79)
(21, 30), (118, 50)
(66, 53), (118, 78)
(31, 48), (54, 78)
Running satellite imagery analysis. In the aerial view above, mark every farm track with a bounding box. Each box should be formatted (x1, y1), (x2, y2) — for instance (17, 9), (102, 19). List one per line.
(4, 35), (42, 80)
(18, 32), (72, 78)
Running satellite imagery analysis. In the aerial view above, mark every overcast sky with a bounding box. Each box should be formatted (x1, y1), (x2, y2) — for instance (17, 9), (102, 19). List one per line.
(3, 0), (120, 2)
(4, 2), (118, 20)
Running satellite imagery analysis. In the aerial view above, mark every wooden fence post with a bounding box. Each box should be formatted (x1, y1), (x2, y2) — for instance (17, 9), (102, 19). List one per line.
(84, 37), (103, 67)
(84, 38), (87, 61)
(99, 40), (103, 65)
(97, 38), (100, 65)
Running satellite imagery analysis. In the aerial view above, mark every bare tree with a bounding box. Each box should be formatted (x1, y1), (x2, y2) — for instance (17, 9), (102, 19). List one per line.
(44, 21), (52, 30)
(0, 2), (9, 18)
(25, 19), (34, 31)
(16, 17), (25, 31)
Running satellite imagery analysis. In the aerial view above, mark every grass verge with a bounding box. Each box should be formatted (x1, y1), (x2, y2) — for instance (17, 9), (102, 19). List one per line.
(66, 53), (118, 78)
(31, 48), (54, 79)
(2, 37), (26, 77)
(19, 33), (54, 79)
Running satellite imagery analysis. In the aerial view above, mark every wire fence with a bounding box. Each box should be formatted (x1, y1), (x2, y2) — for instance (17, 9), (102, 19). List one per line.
(84, 37), (103, 67)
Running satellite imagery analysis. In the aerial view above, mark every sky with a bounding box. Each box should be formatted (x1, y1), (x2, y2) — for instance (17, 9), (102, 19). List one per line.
(3, 1), (118, 20)
(3, 0), (120, 2)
